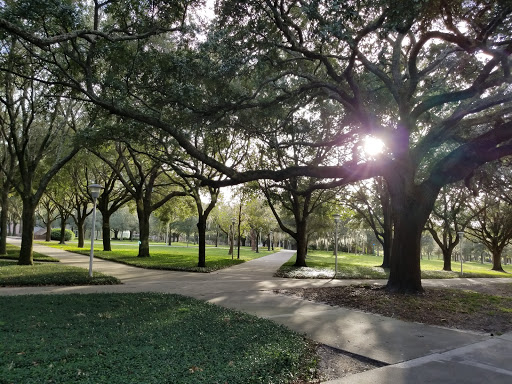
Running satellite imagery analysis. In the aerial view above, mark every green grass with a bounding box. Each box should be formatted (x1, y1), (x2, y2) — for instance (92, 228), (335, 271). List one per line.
(0, 293), (318, 384)
(276, 250), (512, 279)
(0, 260), (120, 286)
(0, 243), (59, 262)
(35, 241), (277, 272)
(0, 244), (119, 287)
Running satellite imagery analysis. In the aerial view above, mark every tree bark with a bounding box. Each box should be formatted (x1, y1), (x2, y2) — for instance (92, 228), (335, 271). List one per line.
(294, 221), (308, 267)
(386, 173), (439, 292)
(491, 250), (505, 272)
(45, 211), (52, 242)
(380, 226), (392, 269)
(197, 216), (207, 267)
(136, 199), (151, 258)
(18, 198), (36, 265)
(77, 220), (85, 248)
(442, 249), (453, 271)
(59, 214), (67, 244)
(101, 213), (112, 251)
(0, 187), (9, 255)
(380, 189), (393, 268)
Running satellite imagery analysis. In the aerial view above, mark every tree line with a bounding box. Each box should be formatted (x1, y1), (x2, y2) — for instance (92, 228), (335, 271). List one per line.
(0, 0), (511, 292)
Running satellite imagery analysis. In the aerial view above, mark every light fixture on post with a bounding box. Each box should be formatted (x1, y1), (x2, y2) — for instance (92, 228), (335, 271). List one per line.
(88, 183), (103, 278)
(333, 214), (341, 277)
(457, 231), (464, 277)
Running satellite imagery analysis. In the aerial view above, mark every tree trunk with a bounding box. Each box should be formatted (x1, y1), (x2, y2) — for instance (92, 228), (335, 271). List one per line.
(380, 229), (392, 269)
(386, 175), (438, 293)
(251, 229), (256, 251)
(59, 215), (67, 244)
(442, 249), (452, 271)
(77, 220), (85, 248)
(0, 187), (9, 255)
(491, 250), (505, 272)
(387, 211), (424, 292)
(197, 216), (207, 267)
(101, 213), (112, 251)
(294, 221), (308, 267)
(136, 201), (151, 258)
(45, 211), (52, 242)
(18, 198), (36, 265)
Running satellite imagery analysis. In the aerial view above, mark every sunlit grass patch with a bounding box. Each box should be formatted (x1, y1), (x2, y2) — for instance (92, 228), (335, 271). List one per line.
(35, 241), (276, 272)
(0, 259), (119, 286)
(277, 250), (512, 280)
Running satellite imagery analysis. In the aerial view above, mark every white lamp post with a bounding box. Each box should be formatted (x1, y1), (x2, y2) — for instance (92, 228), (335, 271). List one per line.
(333, 214), (341, 277)
(231, 217), (235, 259)
(457, 231), (464, 277)
(88, 183), (103, 278)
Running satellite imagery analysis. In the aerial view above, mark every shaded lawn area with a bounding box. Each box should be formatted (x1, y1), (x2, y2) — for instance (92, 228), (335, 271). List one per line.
(0, 243), (59, 262)
(35, 241), (276, 272)
(0, 293), (318, 384)
(0, 260), (120, 286)
(276, 251), (512, 279)
(0, 244), (119, 287)
(276, 283), (512, 335)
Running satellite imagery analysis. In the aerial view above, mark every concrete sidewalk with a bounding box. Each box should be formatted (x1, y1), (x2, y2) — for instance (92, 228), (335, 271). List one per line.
(2, 238), (512, 383)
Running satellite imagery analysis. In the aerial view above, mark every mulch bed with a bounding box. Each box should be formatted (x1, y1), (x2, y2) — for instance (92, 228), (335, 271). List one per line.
(276, 283), (512, 335)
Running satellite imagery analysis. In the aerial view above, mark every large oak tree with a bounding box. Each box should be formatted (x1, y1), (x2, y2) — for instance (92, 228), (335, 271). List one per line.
(0, 1), (511, 291)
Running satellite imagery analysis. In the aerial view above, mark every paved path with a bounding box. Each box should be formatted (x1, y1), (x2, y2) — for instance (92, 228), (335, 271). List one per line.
(2, 238), (512, 383)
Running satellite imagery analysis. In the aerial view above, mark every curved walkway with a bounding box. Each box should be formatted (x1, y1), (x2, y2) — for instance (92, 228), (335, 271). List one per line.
(2, 238), (512, 383)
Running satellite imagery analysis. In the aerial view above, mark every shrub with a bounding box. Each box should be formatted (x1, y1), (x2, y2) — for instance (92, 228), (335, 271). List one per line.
(50, 228), (75, 241)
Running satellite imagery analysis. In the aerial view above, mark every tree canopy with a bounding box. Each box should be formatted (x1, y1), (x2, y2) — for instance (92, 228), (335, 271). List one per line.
(0, 0), (511, 291)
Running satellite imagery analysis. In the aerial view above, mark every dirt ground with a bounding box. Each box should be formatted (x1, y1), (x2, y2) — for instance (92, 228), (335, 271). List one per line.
(313, 344), (386, 382)
(281, 281), (512, 382)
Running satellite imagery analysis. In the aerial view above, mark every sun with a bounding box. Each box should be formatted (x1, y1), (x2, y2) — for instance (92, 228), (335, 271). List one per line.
(363, 136), (385, 157)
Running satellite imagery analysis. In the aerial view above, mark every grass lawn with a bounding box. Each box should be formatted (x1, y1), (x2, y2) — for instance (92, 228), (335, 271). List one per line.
(0, 243), (59, 262)
(276, 250), (512, 279)
(0, 260), (120, 287)
(0, 244), (120, 287)
(35, 241), (276, 272)
(0, 293), (318, 384)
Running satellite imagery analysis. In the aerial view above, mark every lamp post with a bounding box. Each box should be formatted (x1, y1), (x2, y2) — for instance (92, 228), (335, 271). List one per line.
(270, 230), (273, 251)
(231, 217), (235, 259)
(267, 230), (271, 251)
(458, 231), (464, 277)
(88, 183), (103, 278)
(333, 214), (340, 277)
(237, 217), (241, 260)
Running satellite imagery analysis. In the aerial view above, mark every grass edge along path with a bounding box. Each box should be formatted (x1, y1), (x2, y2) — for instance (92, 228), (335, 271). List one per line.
(0, 260), (120, 287)
(0, 293), (319, 384)
(0, 244), (120, 287)
(0, 243), (59, 262)
(276, 250), (512, 279)
(35, 241), (277, 273)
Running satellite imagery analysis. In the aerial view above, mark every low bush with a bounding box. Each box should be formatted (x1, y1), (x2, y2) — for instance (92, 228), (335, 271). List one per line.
(50, 228), (75, 241)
